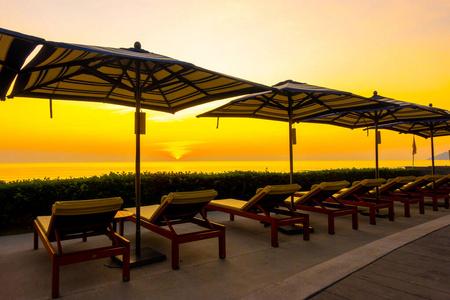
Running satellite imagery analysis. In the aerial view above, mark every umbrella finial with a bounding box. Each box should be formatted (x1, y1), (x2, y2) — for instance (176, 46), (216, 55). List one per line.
(429, 103), (433, 107)
(134, 41), (142, 50)
(373, 91), (378, 96)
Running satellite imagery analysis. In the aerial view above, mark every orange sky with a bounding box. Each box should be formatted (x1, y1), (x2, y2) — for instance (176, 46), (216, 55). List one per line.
(1, 0), (449, 165)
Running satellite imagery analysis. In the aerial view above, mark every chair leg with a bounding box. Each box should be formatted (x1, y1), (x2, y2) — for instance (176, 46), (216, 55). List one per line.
(51, 256), (59, 299)
(171, 240), (180, 270)
(327, 214), (335, 235)
(389, 206), (395, 221)
(229, 214), (235, 221)
(432, 195), (438, 211)
(404, 202), (411, 217)
(369, 207), (376, 225)
(419, 200), (425, 214)
(219, 233), (226, 259)
(119, 219), (125, 236)
(270, 221), (279, 247)
(302, 219), (310, 241)
(33, 226), (39, 250)
(122, 248), (130, 282)
(352, 212), (358, 230)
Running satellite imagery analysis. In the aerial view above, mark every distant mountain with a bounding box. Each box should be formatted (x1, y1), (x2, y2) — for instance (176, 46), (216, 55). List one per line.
(428, 151), (450, 160)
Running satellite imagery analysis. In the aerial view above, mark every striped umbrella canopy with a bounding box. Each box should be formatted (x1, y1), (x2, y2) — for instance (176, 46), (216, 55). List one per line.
(304, 92), (450, 177)
(0, 28), (44, 99)
(198, 80), (391, 188)
(0, 27), (269, 261)
(377, 116), (450, 174)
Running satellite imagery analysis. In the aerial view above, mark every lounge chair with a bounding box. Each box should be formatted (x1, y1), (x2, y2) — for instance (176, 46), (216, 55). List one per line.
(33, 197), (130, 299)
(334, 178), (395, 225)
(125, 190), (225, 270)
(288, 180), (358, 234)
(363, 176), (424, 217)
(394, 175), (450, 211)
(427, 174), (450, 192)
(204, 184), (309, 247)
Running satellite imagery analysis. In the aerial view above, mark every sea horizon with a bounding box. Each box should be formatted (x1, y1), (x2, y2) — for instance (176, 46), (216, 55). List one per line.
(0, 160), (448, 182)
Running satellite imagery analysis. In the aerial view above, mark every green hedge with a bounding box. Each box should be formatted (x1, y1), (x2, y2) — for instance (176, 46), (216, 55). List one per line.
(0, 168), (420, 235)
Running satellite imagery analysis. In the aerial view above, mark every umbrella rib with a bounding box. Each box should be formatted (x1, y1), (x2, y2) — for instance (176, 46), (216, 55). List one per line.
(305, 93), (330, 108)
(291, 95), (313, 110)
(261, 94), (288, 111)
(22, 49), (105, 71)
(116, 58), (137, 89)
(104, 58), (136, 98)
(251, 95), (274, 115)
(139, 61), (173, 109)
(140, 61), (158, 89)
(159, 65), (211, 97)
(84, 64), (134, 93)
(140, 64), (187, 93)
(17, 55), (135, 97)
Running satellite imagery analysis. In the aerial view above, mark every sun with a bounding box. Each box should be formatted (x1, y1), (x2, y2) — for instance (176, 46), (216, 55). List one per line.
(156, 141), (205, 160)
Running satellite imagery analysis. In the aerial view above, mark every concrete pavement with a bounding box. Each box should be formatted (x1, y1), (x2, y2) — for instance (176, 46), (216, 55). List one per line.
(1, 200), (449, 299)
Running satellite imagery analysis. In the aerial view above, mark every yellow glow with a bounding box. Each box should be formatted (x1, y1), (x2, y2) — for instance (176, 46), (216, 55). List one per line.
(0, 0), (449, 165)
(155, 141), (206, 160)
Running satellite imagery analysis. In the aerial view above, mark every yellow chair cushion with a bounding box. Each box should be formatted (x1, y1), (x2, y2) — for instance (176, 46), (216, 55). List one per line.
(210, 184), (301, 211)
(335, 178), (386, 199)
(36, 215), (52, 235)
(52, 197), (123, 216)
(208, 199), (248, 210)
(126, 190), (218, 223)
(290, 181), (349, 204)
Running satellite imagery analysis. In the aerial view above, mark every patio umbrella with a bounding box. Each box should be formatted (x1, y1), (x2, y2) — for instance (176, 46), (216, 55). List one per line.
(377, 116), (450, 175)
(0, 27), (269, 263)
(304, 91), (449, 178)
(197, 80), (390, 199)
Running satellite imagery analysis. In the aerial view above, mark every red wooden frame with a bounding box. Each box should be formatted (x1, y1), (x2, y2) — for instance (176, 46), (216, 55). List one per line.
(363, 178), (425, 217)
(336, 183), (395, 225)
(33, 215), (130, 298)
(395, 177), (449, 211)
(205, 192), (310, 247)
(293, 189), (358, 235)
(128, 204), (225, 270)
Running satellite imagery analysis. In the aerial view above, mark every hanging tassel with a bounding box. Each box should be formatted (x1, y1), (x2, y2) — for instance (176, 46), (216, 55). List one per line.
(49, 99), (53, 118)
(292, 127), (297, 145)
(135, 111), (146, 134)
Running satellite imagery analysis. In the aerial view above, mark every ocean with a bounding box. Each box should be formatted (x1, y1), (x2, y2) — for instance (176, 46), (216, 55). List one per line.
(0, 160), (446, 182)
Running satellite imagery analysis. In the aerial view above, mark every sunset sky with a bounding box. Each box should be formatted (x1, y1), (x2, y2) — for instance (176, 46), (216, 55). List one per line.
(1, 0), (449, 167)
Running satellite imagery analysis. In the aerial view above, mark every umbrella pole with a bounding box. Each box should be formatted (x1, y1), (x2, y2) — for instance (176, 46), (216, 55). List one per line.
(124, 59), (166, 267)
(288, 95), (294, 208)
(374, 122), (380, 201)
(288, 118), (294, 185)
(375, 122), (379, 179)
(430, 129), (435, 175)
(135, 62), (142, 255)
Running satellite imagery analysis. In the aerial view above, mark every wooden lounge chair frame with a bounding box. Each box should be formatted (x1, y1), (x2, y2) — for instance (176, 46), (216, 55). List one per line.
(205, 184), (310, 247)
(427, 175), (450, 192)
(33, 197), (130, 298)
(291, 181), (358, 234)
(395, 175), (450, 211)
(363, 176), (424, 217)
(126, 190), (225, 270)
(334, 179), (395, 225)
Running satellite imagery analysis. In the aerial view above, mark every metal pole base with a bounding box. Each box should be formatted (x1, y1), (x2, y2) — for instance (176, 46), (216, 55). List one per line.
(112, 247), (166, 268)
